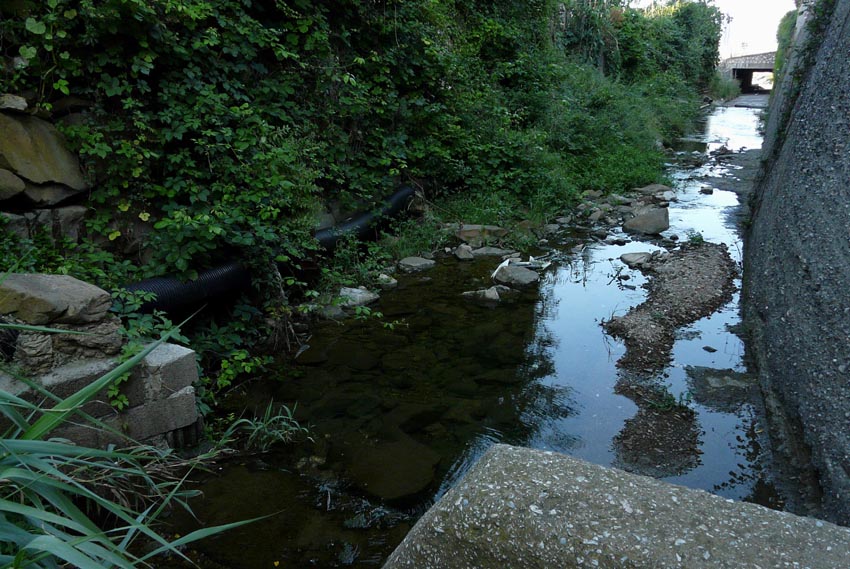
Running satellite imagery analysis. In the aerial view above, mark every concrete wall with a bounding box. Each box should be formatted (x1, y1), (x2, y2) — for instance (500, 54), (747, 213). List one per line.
(744, 0), (850, 524)
(385, 445), (850, 568)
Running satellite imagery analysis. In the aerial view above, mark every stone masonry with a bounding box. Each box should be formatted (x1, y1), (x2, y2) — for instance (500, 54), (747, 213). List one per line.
(0, 273), (200, 447)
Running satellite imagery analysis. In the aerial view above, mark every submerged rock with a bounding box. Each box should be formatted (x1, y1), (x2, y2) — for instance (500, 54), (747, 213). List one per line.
(345, 435), (440, 502)
(461, 285), (516, 304)
(398, 256), (436, 273)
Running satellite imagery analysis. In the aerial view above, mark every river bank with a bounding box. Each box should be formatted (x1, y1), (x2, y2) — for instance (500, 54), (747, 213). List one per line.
(164, 103), (812, 567)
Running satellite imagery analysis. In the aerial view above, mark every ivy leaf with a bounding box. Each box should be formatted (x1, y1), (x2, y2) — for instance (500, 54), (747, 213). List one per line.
(18, 46), (37, 60)
(25, 18), (46, 35)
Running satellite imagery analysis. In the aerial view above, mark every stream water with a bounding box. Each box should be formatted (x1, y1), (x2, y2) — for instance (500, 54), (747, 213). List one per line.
(171, 105), (787, 567)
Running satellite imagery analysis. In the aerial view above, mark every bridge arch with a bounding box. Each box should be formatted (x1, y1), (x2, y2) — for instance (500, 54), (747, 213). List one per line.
(719, 52), (776, 93)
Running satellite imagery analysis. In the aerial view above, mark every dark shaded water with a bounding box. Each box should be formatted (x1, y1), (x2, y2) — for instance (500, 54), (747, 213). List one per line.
(171, 107), (786, 567)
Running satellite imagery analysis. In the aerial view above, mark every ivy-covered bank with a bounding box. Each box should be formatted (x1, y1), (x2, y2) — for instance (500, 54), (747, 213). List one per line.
(0, 0), (722, 404)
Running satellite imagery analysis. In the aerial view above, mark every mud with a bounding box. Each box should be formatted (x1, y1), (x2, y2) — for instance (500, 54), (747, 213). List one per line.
(603, 241), (738, 370)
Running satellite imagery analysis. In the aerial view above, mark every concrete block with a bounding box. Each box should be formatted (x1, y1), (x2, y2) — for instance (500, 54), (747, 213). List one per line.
(140, 343), (198, 398)
(56, 386), (199, 448)
(385, 444), (850, 568)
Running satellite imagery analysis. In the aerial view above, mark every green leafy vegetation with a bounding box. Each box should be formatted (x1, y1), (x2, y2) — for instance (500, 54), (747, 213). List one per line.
(774, 9), (798, 79)
(224, 401), (311, 453)
(0, 0), (723, 401)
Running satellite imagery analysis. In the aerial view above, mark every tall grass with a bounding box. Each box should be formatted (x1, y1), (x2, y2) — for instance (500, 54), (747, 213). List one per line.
(0, 324), (253, 568)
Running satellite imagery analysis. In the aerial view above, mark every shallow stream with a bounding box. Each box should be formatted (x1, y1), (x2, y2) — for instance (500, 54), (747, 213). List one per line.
(172, 105), (786, 567)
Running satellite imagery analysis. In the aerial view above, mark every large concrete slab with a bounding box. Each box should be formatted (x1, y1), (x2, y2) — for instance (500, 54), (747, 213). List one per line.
(384, 445), (850, 568)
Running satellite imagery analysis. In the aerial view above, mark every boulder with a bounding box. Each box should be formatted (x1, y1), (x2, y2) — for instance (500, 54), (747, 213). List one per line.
(623, 207), (669, 235)
(398, 256), (436, 273)
(52, 205), (87, 241)
(0, 274), (112, 325)
(0, 113), (87, 190)
(338, 286), (379, 307)
(21, 181), (80, 206)
(494, 265), (539, 287)
(0, 168), (25, 200)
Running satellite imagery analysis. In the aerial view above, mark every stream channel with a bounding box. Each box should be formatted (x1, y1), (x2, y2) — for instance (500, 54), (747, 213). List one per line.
(171, 103), (792, 567)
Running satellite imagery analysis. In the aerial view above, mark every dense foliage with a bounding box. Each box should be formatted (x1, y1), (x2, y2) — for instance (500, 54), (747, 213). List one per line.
(774, 9), (798, 79)
(0, 0), (723, 398)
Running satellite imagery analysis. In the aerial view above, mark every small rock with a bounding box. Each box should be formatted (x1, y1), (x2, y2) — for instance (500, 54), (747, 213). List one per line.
(660, 190), (676, 202)
(700, 187), (714, 195)
(455, 224), (508, 247)
(541, 223), (561, 236)
(702, 346), (718, 353)
(0, 94), (27, 112)
(454, 244), (475, 261)
(398, 257), (436, 273)
(634, 183), (672, 196)
(620, 252), (653, 269)
(555, 216), (572, 225)
(338, 286), (379, 307)
(606, 237), (629, 246)
(494, 265), (539, 287)
(461, 287), (501, 303)
(376, 274), (398, 290)
(588, 210), (603, 223)
(623, 207), (669, 235)
(471, 246), (516, 258)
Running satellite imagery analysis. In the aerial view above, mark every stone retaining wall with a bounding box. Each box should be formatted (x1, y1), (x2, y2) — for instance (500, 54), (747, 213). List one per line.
(0, 273), (200, 447)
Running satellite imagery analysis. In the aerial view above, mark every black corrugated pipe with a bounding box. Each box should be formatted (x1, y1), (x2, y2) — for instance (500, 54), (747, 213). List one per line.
(125, 185), (416, 313)
(123, 260), (252, 314)
(314, 185), (415, 250)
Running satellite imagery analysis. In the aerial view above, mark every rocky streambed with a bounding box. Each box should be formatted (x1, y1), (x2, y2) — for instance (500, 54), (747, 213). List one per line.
(167, 104), (808, 567)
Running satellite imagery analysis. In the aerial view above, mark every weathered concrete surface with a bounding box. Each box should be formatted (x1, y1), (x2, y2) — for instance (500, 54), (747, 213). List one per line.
(384, 445), (850, 568)
(744, 0), (850, 524)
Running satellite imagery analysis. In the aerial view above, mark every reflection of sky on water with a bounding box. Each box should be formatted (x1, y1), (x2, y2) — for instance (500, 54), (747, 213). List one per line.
(512, 106), (776, 502)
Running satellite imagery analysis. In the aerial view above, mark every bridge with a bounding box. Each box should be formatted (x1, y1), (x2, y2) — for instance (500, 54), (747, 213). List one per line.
(719, 52), (776, 92)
